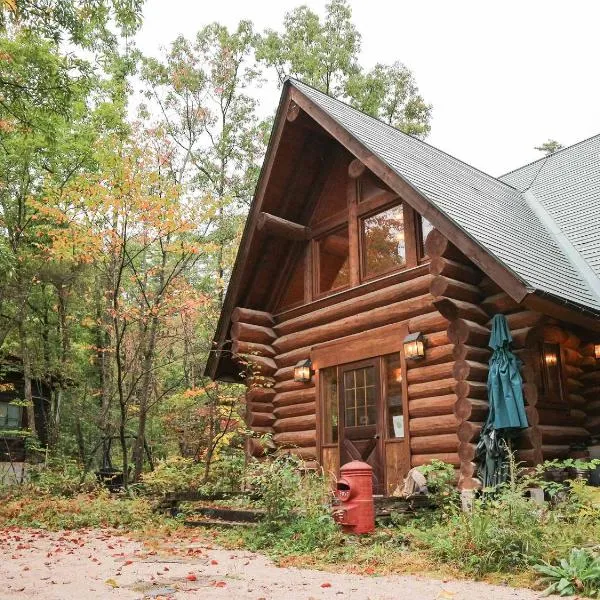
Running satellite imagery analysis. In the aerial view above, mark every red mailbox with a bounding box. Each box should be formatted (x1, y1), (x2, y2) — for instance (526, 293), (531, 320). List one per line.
(332, 460), (375, 534)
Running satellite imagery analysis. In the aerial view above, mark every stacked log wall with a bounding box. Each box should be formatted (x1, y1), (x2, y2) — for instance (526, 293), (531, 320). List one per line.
(271, 269), (438, 464)
(581, 342), (600, 439)
(421, 230), (489, 490)
(230, 308), (277, 458)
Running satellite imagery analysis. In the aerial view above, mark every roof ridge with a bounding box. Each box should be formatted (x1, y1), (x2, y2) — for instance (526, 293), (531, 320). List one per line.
(500, 131), (600, 179)
(287, 77), (521, 194)
(522, 189), (600, 305)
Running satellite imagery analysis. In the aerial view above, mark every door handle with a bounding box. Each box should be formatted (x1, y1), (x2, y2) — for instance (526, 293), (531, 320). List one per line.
(373, 434), (380, 440)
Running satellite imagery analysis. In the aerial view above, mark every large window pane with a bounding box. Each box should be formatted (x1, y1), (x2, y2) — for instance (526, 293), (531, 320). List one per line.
(321, 367), (338, 444)
(318, 228), (349, 293)
(361, 204), (406, 278)
(0, 402), (21, 429)
(420, 216), (434, 257)
(384, 353), (404, 438)
(343, 366), (376, 427)
(277, 253), (305, 311)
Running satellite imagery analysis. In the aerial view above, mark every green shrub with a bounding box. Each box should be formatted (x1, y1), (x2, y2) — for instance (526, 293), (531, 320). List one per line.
(18, 459), (98, 497)
(140, 456), (206, 495)
(536, 548), (600, 597)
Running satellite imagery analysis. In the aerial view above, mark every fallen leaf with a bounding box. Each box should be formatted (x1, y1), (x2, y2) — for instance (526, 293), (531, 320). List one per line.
(321, 582), (332, 588)
(186, 574), (197, 582)
(105, 578), (119, 589)
(210, 559), (219, 565)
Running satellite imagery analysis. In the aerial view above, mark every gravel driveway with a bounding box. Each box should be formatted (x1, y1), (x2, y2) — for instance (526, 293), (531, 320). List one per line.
(0, 528), (545, 600)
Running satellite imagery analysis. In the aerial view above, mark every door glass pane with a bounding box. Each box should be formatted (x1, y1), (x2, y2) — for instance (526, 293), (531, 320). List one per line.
(344, 366), (376, 427)
(362, 204), (406, 278)
(385, 353), (404, 438)
(318, 228), (350, 293)
(321, 367), (338, 443)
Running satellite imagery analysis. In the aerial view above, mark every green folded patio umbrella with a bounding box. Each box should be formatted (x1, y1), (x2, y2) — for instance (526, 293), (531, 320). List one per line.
(476, 314), (529, 488)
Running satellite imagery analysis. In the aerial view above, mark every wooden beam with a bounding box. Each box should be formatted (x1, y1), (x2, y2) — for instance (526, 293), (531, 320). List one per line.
(287, 101), (301, 122)
(256, 212), (310, 241)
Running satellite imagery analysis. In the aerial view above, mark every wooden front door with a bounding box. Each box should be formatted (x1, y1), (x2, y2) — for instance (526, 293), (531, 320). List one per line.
(338, 358), (384, 494)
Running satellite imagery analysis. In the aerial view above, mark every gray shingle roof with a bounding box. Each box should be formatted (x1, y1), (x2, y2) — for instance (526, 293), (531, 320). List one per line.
(291, 79), (600, 313)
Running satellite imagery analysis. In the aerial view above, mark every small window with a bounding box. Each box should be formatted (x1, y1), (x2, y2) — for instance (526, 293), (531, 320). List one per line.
(343, 366), (376, 427)
(419, 216), (434, 258)
(321, 367), (338, 444)
(0, 402), (21, 429)
(540, 343), (565, 405)
(384, 354), (404, 438)
(361, 204), (406, 279)
(317, 228), (350, 293)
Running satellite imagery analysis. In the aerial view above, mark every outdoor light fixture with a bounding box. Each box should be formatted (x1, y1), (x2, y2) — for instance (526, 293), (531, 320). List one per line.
(544, 349), (558, 366)
(595, 344), (600, 360)
(403, 332), (425, 360)
(293, 358), (313, 383)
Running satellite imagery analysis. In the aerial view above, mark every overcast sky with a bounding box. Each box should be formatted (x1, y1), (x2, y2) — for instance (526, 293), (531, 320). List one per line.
(135, 0), (600, 176)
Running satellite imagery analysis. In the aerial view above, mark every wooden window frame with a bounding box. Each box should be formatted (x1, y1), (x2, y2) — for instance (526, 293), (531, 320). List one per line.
(538, 342), (567, 408)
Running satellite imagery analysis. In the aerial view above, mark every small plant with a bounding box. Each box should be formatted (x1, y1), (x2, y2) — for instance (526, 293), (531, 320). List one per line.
(417, 460), (459, 514)
(535, 548), (600, 597)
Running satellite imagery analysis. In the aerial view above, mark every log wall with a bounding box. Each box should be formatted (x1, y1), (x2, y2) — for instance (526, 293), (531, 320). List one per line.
(230, 228), (600, 491)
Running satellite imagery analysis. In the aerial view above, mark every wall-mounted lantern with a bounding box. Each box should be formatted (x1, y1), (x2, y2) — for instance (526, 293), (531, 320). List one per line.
(595, 344), (600, 360)
(293, 358), (313, 383)
(403, 332), (425, 360)
(544, 347), (559, 366)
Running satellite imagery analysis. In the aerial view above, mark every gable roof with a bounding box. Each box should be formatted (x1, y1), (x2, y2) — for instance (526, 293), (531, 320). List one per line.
(205, 79), (600, 379)
(290, 79), (600, 314)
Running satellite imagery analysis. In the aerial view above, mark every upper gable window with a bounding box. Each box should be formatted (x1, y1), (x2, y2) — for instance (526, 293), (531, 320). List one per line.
(317, 227), (350, 294)
(419, 216), (435, 258)
(276, 252), (306, 311)
(361, 204), (406, 279)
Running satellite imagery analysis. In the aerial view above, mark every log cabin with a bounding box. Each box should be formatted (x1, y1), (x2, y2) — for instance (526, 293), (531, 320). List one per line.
(205, 78), (600, 493)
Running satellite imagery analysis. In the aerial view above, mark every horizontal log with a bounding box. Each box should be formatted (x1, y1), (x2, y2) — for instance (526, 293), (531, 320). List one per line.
(273, 387), (316, 408)
(514, 448), (543, 466)
(416, 343), (454, 366)
(409, 394), (457, 418)
(513, 427), (541, 450)
(525, 406), (540, 427)
(274, 293), (436, 353)
(430, 257), (482, 285)
(410, 414), (460, 437)
(537, 408), (574, 426)
(257, 211), (310, 241)
(235, 354), (277, 377)
(447, 319), (489, 347)
(408, 311), (449, 335)
(246, 387), (276, 404)
(273, 413), (317, 433)
(564, 332), (581, 350)
(564, 364), (584, 379)
(580, 343), (597, 357)
(232, 340), (276, 359)
(430, 276), (481, 304)
(274, 379), (310, 393)
(540, 445), (571, 460)
(581, 356), (597, 368)
(455, 380), (488, 399)
(246, 375), (275, 389)
(273, 429), (316, 448)
(245, 437), (274, 458)
(275, 446), (318, 460)
(434, 297), (489, 325)
(459, 461), (477, 479)
(568, 393), (586, 406)
(411, 433), (460, 454)
(512, 327), (540, 349)
(570, 409), (587, 426)
(425, 330), (451, 348)
(583, 386), (600, 399)
(581, 371), (600, 385)
(539, 425), (590, 445)
(453, 397), (489, 421)
(425, 229), (467, 262)
(406, 361), (455, 385)
(274, 366), (295, 381)
(588, 417), (600, 435)
(411, 453), (461, 467)
(247, 402), (274, 414)
(543, 325), (568, 345)
(457, 421), (483, 443)
(453, 360), (489, 382)
(273, 401), (316, 419)
(275, 346), (311, 368)
(231, 307), (275, 327)
(479, 276), (503, 296)
(586, 400), (600, 416)
(274, 275), (433, 336)
(247, 412), (276, 428)
(522, 382), (538, 406)
(567, 378), (584, 392)
(231, 322), (276, 345)
(563, 347), (583, 367)
(408, 377), (457, 400)
(501, 311), (544, 331)
(453, 344), (491, 363)
(481, 292), (520, 315)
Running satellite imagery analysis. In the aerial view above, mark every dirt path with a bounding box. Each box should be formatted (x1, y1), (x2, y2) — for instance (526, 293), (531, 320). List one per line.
(0, 528), (544, 600)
